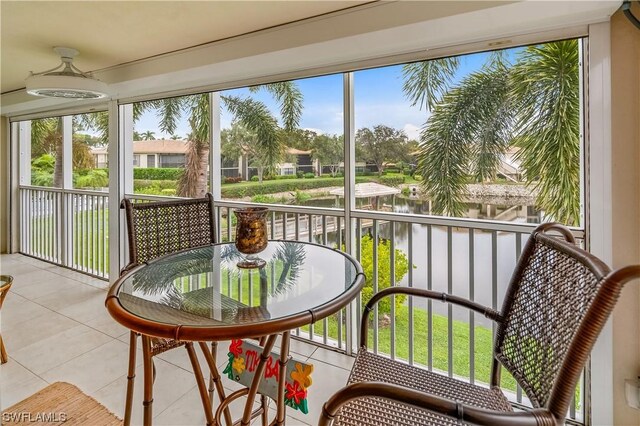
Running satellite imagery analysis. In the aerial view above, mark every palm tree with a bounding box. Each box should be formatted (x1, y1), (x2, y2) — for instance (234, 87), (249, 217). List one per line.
(141, 130), (156, 140)
(140, 82), (303, 197)
(410, 40), (580, 225)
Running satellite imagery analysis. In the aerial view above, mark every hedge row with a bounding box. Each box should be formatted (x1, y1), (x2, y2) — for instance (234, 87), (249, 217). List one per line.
(220, 176), (394, 198)
(133, 167), (183, 180)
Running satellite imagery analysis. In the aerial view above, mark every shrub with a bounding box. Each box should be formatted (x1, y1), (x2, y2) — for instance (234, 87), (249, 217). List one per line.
(133, 179), (177, 192)
(161, 188), (177, 196)
(133, 167), (183, 180)
(223, 176), (242, 184)
(378, 175), (405, 186)
(351, 235), (410, 315)
(303, 172), (315, 179)
(251, 194), (280, 204)
(221, 176), (377, 198)
(296, 171), (304, 179)
(250, 176), (260, 182)
(274, 175), (298, 180)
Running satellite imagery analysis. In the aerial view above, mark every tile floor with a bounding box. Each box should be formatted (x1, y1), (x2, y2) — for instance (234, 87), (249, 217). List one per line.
(0, 254), (356, 425)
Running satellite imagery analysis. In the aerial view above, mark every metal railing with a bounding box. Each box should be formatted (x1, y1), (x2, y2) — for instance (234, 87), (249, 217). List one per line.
(19, 189), (586, 423)
(19, 186), (109, 279)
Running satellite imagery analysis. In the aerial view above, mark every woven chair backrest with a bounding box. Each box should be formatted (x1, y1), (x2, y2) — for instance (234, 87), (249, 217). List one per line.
(494, 228), (610, 410)
(122, 194), (216, 269)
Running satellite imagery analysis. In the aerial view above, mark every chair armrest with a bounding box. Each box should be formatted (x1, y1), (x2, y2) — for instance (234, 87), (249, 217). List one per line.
(318, 382), (558, 426)
(360, 287), (501, 348)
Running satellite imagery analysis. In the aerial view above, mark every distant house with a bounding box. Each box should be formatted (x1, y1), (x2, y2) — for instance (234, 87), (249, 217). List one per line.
(91, 140), (188, 169)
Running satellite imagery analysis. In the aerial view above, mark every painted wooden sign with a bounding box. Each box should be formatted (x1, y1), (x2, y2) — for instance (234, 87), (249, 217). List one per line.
(223, 339), (314, 414)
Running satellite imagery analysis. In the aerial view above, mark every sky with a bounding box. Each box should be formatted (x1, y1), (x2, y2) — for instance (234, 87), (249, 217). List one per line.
(134, 48), (507, 141)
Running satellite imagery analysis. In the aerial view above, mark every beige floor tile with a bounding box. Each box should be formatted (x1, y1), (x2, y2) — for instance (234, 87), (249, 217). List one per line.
(154, 382), (262, 426)
(40, 339), (133, 394)
(2, 295), (52, 330)
(10, 324), (113, 375)
(56, 289), (109, 323)
(33, 282), (104, 313)
(0, 358), (49, 410)
(9, 273), (79, 300)
(85, 308), (129, 338)
(92, 357), (199, 425)
(309, 346), (355, 371)
(285, 359), (350, 426)
(3, 310), (78, 352)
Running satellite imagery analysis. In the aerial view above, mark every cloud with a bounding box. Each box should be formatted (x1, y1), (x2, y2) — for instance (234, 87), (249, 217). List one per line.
(403, 124), (421, 140)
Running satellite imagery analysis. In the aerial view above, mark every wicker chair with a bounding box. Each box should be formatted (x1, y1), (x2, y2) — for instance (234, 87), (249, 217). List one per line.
(0, 275), (13, 364)
(320, 223), (640, 426)
(120, 194), (230, 426)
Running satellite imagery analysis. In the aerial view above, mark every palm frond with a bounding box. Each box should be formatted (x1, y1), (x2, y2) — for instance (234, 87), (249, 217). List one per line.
(222, 95), (282, 170)
(510, 40), (580, 225)
(417, 68), (510, 216)
(250, 82), (304, 130)
(402, 57), (460, 111)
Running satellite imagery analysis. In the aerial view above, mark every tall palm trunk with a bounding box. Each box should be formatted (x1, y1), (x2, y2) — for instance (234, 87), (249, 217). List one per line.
(177, 140), (209, 198)
(52, 118), (64, 187)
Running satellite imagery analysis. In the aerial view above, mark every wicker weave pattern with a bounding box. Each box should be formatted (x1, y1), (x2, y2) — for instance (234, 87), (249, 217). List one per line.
(495, 237), (601, 408)
(128, 197), (215, 265)
(336, 349), (512, 426)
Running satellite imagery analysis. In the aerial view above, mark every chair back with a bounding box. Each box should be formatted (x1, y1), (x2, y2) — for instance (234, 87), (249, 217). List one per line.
(494, 224), (638, 417)
(121, 194), (216, 271)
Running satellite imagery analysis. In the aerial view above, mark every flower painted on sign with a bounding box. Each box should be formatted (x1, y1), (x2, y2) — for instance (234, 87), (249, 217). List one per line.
(285, 381), (306, 405)
(291, 362), (313, 390)
(229, 339), (243, 357)
(232, 356), (246, 374)
(222, 353), (235, 380)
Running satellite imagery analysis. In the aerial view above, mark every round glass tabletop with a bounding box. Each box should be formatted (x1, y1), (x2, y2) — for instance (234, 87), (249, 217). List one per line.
(112, 241), (362, 335)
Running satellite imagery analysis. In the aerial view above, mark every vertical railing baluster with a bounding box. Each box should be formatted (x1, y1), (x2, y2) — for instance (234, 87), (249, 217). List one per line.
(469, 228), (475, 384)
(283, 212), (288, 240)
(491, 231), (498, 348)
(355, 219), (362, 353)
(308, 214), (313, 243)
(322, 215), (327, 246)
(515, 232), (523, 403)
(427, 224), (433, 371)
(408, 223), (414, 365)
(447, 226), (453, 378)
(390, 221), (396, 360)
(295, 213), (300, 241)
(372, 219), (378, 354)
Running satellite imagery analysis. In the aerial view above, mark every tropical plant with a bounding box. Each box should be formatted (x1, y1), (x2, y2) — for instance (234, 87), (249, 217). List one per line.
(138, 82), (303, 197)
(411, 40), (581, 225)
(31, 154), (55, 186)
(356, 125), (408, 176)
(357, 235), (410, 315)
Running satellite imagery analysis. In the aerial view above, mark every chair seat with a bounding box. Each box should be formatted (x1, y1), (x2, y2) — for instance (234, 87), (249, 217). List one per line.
(335, 349), (513, 426)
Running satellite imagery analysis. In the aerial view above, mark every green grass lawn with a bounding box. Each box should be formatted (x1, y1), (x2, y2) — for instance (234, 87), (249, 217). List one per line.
(304, 305), (517, 391)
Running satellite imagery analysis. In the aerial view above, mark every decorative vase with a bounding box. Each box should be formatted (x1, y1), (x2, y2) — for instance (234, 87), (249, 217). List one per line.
(234, 207), (268, 268)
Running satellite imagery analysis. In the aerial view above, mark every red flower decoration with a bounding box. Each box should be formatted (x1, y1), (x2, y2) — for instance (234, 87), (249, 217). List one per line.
(285, 381), (307, 405)
(229, 339), (243, 357)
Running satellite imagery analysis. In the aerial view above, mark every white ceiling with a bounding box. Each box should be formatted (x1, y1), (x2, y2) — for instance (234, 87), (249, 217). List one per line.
(1, 1), (622, 116)
(1, 1), (372, 94)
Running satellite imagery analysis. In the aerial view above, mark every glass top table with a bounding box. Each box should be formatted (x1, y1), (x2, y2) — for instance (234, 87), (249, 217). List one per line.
(106, 240), (365, 426)
(107, 240), (365, 341)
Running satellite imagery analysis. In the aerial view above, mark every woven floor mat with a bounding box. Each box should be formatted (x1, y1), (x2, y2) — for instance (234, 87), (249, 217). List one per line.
(2, 382), (121, 425)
